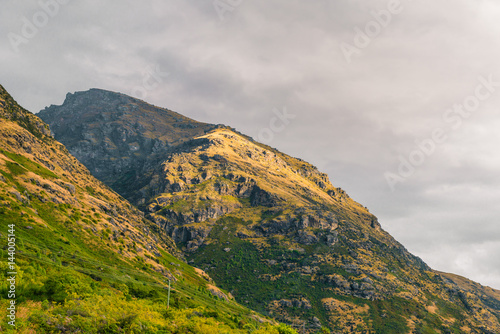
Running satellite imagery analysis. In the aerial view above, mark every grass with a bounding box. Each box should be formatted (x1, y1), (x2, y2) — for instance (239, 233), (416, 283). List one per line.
(0, 192), (283, 333)
(0, 141), (290, 333)
(1, 149), (58, 179)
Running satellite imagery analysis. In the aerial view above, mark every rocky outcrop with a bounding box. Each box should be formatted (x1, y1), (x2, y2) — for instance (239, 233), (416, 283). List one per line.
(250, 186), (277, 207)
(207, 284), (234, 301)
(273, 298), (312, 310)
(322, 274), (376, 300)
(156, 205), (234, 226)
(253, 211), (339, 246)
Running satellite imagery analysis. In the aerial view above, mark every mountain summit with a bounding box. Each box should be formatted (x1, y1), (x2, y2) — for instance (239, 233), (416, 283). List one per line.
(39, 88), (500, 333)
(38, 89), (217, 202)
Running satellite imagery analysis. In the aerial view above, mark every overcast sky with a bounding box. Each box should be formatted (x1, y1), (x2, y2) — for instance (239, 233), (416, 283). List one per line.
(2, 0), (500, 289)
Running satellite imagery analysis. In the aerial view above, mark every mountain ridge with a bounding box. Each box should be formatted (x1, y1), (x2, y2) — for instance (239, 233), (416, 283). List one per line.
(38, 88), (500, 333)
(38, 88), (218, 203)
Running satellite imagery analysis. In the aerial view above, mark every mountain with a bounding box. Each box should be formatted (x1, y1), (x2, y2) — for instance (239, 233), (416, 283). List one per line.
(0, 84), (294, 333)
(39, 88), (500, 333)
(38, 89), (217, 204)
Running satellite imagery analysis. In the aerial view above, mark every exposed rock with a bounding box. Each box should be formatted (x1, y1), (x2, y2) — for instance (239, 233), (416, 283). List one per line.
(343, 263), (359, 274)
(279, 299), (292, 308)
(10, 190), (24, 203)
(275, 298), (312, 310)
(38, 88), (216, 204)
(362, 277), (373, 284)
(207, 284), (233, 301)
(250, 186), (277, 207)
(296, 230), (318, 245)
(312, 316), (321, 328)
(325, 233), (338, 246)
(324, 274), (351, 290)
(65, 183), (76, 195)
(236, 230), (252, 239)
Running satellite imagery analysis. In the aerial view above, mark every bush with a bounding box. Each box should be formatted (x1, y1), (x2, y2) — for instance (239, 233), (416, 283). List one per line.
(43, 273), (93, 303)
(276, 323), (299, 334)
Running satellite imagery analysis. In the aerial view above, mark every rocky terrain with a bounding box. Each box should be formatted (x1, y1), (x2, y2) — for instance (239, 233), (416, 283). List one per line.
(39, 88), (500, 333)
(38, 89), (217, 204)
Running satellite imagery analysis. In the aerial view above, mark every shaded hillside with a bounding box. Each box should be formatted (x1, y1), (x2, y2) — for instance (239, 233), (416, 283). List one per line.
(38, 89), (217, 203)
(40, 88), (500, 333)
(0, 84), (293, 334)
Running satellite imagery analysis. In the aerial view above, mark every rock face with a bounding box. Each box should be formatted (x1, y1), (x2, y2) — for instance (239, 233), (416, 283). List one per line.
(39, 88), (500, 333)
(38, 89), (216, 203)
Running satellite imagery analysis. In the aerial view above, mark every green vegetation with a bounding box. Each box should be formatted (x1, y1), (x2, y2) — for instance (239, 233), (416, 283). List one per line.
(0, 173), (295, 333)
(5, 161), (27, 176)
(1, 149), (57, 179)
(0, 129), (295, 333)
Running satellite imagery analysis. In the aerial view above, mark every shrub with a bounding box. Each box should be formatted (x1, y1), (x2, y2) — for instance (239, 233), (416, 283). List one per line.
(276, 323), (299, 334)
(43, 273), (93, 303)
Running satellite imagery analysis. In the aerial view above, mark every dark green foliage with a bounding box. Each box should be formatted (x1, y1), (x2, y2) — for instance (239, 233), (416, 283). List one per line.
(85, 185), (95, 194)
(5, 161), (27, 176)
(368, 298), (410, 334)
(1, 149), (57, 179)
(43, 273), (93, 303)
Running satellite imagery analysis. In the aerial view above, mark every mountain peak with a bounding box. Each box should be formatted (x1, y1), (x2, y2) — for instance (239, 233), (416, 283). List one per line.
(64, 87), (133, 104)
(38, 89), (217, 199)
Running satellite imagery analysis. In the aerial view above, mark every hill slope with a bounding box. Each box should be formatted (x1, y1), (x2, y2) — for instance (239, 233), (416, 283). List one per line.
(39, 89), (500, 333)
(0, 84), (292, 333)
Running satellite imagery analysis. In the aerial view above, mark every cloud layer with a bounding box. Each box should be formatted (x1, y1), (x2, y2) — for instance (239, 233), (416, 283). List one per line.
(2, 0), (500, 288)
